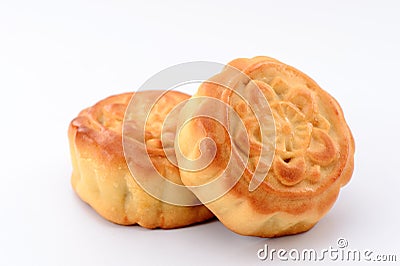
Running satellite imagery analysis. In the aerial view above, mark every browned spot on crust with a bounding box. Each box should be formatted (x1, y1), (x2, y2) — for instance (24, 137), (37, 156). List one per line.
(273, 156), (306, 186)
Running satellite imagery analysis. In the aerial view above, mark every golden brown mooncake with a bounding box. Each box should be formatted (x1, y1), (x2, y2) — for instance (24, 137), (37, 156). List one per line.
(68, 91), (213, 228)
(177, 56), (355, 237)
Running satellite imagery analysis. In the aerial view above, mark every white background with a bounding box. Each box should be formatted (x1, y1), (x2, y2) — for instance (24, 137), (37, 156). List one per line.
(1, 0), (400, 265)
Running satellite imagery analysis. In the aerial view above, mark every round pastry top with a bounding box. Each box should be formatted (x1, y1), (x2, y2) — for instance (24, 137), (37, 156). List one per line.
(70, 91), (190, 162)
(187, 56), (354, 197)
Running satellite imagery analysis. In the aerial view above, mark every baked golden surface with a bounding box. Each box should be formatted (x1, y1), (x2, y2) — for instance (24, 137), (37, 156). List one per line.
(177, 56), (355, 237)
(69, 91), (213, 228)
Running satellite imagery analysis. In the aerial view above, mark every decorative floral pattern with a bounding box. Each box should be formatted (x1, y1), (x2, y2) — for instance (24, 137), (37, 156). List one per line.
(243, 67), (339, 187)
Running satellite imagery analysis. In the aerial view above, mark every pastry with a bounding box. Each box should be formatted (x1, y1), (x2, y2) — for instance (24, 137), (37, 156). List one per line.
(68, 91), (214, 228)
(176, 56), (355, 237)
